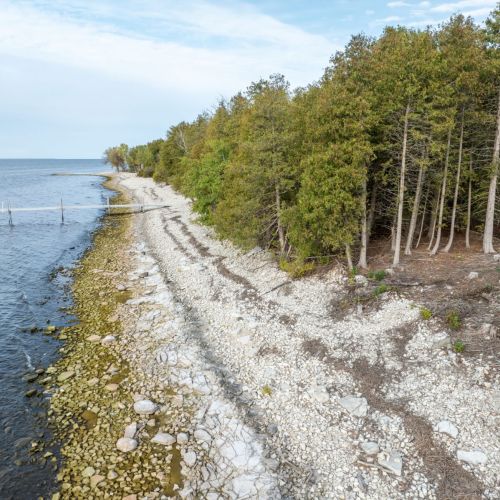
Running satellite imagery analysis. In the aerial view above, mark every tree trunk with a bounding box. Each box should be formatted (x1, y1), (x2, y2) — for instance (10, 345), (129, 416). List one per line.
(465, 156), (472, 249)
(427, 187), (440, 250)
(415, 187), (429, 249)
(358, 177), (368, 269)
(483, 88), (500, 254)
(275, 184), (286, 255)
(443, 110), (465, 253)
(345, 244), (353, 271)
(431, 128), (452, 256)
(393, 102), (411, 267)
(404, 151), (425, 255)
(366, 181), (378, 247)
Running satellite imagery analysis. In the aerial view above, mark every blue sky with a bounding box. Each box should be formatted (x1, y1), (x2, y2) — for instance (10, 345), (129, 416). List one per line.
(0, 0), (496, 158)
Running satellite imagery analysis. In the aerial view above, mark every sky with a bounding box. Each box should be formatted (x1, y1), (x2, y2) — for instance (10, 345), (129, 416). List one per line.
(0, 0), (497, 158)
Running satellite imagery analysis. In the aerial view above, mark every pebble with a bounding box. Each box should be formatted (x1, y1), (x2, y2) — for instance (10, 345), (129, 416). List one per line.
(177, 432), (189, 444)
(183, 451), (197, 467)
(133, 400), (157, 415)
(457, 449), (487, 465)
(82, 466), (95, 478)
(360, 441), (379, 455)
(116, 437), (138, 452)
(101, 335), (116, 345)
(151, 432), (176, 445)
(468, 271), (479, 280)
(90, 474), (104, 488)
(124, 423), (137, 439)
(436, 420), (458, 438)
(57, 371), (74, 383)
(105, 383), (119, 392)
(378, 450), (403, 476)
(87, 335), (101, 343)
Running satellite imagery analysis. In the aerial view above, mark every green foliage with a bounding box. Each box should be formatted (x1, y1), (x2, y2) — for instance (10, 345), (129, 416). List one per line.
(368, 269), (386, 281)
(446, 310), (462, 330)
(261, 385), (272, 396)
(279, 258), (315, 278)
(373, 284), (391, 296)
(453, 339), (465, 353)
(420, 307), (433, 320)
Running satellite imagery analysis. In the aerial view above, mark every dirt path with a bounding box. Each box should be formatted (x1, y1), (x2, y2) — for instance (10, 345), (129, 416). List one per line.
(118, 173), (499, 499)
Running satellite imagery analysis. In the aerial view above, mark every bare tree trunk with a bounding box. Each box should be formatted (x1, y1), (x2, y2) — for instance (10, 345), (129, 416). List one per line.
(404, 153), (425, 255)
(415, 187), (429, 249)
(465, 156), (472, 249)
(431, 128), (452, 255)
(366, 181), (377, 247)
(444, 110), (465, 253)
(427, 187), (440, 250)
(275, 184), (285, 255)
(345, 244), (353, 271)
(483, 88), (500, 254)
(358, 177), (368, 269)
(393, 102), (411, 267)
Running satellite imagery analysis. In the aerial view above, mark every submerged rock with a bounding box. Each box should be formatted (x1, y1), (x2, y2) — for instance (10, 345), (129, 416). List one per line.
(116, 437), (138, 453)
(133, 399), (156, 415)
(151, 432), (176, 446)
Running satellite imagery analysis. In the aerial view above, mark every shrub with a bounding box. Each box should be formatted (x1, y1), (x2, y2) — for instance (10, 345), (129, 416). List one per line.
(373, 284), (391, 296)
(446, 310), (461, 330)
(368, 269), (386, 281)
(279, 258), (315, 278)
(420, 307), (432, 320)
(453, 339), (465, 353)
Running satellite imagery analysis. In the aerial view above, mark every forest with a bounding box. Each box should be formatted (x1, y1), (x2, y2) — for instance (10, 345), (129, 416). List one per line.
(105, 7), (500, 273)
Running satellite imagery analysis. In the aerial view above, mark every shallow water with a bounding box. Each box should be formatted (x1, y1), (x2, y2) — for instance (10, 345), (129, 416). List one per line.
(0, 159), (110, 498)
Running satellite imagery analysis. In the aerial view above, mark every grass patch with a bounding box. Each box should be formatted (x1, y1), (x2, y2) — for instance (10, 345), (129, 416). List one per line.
(453, 339), (465, 353)
(373, 284), (391, 296)
(368, 269), (386, 281)
(420, 307), (433, 320)
(446, 310), (462, 330)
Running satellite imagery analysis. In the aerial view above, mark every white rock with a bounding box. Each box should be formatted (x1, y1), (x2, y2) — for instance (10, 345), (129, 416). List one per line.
(360, 441), (379, 455)
(101, 335), (116, 345)
(355, 275), (368, 285)
(431, 332), (451, 350)
(183, 451), (197, 467)
(82, 466), (95, 477)
(124, 422), (137, 439)
(116, 437), (137, 452)
(436, 420), (458, 438)
(87, 335), (101, 343)
(339, 395), (368, 417)
(311, 385), (330, 403)
(194, 429), (212, 443)
(133, 400), (156, 415)
(378, 450), (403, 476)
(177, 432), (189, 444)
(468, 271), (479, 280)
(151, 432), (176, 446)
(457, 449), (487, 465)
(493, 254), (500, 262)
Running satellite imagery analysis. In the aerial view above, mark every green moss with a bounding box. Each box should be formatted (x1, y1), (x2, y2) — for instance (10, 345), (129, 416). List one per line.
(420, 307), (432, 320)
(373, 284), (391, 296)
(261, 385), (273, 396)
(446, 310), (462, 330)
(453, 339), (465, 353)
(368, 269), (386, 281)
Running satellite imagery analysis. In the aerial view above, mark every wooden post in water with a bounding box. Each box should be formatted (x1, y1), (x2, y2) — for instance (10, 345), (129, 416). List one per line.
(8, 201), (13, 226)
(60, 198), (64, 224)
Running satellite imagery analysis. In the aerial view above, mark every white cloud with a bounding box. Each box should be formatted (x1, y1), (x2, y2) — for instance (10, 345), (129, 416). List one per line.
(0, 1), (337, 96)
(387, 1), (411, 7)
(431, 0), (497, 13)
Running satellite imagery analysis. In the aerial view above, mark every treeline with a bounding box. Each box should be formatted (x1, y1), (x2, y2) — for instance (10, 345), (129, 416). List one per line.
(105, 8), (500, 270)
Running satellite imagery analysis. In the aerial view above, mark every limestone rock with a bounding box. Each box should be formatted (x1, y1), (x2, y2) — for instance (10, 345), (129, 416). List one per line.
(116, 437), (138, 452)
(107, 470), (118, 480)
(151, 432), (176, 446)
(57, 371), (74, 383)
(457, 449), (487, 465)
(431, 332), (451, 350)
(105, 383), (119, 392)
(194, 429), (212, 443)
(360, 441), (379, 455)
(177, 433), (189, 444)
(101, 335), (116, 345)
(183, 451), (197, 467)
(90, 475), (104, 488)
(468, 271), (479, 280)
(311, 385), (329, 404)
(124, 423), (137, 439)
(133, 400), (156, 415)
(87, 335), (101, 343)
(339, 395), (368, 417)
(82, 466), (95, 478)
(436, 420), (458, 438)
(354, 275), (368, 286)
(378, 450), (403, 476)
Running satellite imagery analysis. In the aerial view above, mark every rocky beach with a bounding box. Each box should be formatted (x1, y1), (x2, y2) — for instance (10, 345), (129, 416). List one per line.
(44, 173), (499, 499)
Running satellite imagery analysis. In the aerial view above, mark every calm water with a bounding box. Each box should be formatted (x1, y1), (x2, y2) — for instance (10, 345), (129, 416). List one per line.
(0, 159), (111, 498)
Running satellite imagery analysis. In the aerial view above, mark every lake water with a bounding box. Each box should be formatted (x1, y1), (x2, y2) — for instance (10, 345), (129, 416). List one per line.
(0, 159), (111, 498)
